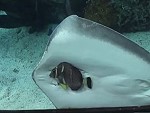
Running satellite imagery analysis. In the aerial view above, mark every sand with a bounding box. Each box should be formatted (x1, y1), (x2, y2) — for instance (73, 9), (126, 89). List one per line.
(0, 26), (150, 110)
(0, 27), (55, 110)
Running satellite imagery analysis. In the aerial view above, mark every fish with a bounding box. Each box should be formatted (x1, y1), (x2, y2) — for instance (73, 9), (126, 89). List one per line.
(49, 62), (92, 91)
(32, 15), (150, 108)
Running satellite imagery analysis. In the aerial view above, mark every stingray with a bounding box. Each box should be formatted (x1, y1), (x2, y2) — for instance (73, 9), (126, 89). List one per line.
(32, 15), (150, 109)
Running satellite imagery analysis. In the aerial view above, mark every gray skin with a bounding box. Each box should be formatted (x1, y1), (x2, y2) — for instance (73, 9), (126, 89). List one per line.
(50, 62), (83, 91)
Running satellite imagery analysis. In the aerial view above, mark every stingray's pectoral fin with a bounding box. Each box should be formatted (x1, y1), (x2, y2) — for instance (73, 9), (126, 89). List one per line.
(83, 77), (93, 89)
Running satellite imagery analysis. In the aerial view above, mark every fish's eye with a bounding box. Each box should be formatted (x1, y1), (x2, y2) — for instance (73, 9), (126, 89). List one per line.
(50, 68), (56, 78)
(52, 68), (56, 73)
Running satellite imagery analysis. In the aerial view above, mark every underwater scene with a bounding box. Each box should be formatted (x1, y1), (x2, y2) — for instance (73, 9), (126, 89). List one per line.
(0, 0), (150, 112)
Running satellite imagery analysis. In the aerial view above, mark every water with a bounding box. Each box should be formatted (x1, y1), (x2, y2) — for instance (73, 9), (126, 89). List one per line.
(0, 0), (150, 111)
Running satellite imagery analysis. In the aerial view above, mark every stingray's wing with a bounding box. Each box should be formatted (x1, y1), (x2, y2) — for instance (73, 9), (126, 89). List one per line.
(32, 15), (150, 108)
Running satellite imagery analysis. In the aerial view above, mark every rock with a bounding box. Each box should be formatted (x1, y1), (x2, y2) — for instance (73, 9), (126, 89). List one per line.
(84, 0), (150, 33)
(84, 0), (118, 29)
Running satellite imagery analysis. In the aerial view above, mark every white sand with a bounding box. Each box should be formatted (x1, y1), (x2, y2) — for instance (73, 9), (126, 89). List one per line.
(0, 26), (150, 110)
(0, 27), (56, 110)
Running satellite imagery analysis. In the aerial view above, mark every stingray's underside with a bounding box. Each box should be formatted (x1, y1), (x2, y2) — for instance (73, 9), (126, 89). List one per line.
(32, 15), (150, 110)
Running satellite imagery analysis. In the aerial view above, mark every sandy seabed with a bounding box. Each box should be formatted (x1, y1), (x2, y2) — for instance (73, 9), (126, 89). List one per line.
(0, 26), (150, 110)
